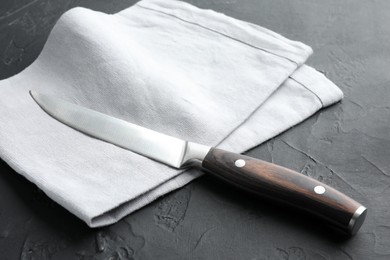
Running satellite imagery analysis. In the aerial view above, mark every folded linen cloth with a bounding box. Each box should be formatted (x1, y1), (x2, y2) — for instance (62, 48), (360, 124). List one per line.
(0, 0), (343, 227)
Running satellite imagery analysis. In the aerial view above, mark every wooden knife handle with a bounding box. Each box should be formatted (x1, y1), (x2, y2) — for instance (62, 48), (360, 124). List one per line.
(202, 148), (367, 235)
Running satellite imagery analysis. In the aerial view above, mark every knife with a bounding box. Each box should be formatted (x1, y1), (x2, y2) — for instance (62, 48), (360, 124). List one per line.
(29, 90), (366, 235)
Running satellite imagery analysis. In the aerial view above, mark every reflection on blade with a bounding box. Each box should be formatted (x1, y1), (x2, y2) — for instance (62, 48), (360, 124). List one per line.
(30, 91), (187, 168)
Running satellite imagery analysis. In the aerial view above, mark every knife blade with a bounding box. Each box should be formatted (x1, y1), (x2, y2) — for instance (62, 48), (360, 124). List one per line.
(30, 90), (366, 235)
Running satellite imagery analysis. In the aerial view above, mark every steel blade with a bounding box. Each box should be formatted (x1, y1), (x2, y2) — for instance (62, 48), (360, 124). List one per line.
(30, 91), (210, 168)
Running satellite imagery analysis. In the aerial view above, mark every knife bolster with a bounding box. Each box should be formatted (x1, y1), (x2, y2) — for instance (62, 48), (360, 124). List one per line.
(202, 148), (367, 235)
(180, 142), (211, 167)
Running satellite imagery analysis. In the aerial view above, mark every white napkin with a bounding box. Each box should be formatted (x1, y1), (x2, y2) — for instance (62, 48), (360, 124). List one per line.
(0, 0), (343, 227)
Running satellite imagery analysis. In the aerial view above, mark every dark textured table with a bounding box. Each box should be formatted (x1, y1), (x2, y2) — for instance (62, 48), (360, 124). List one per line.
(1, 0), (389, 259)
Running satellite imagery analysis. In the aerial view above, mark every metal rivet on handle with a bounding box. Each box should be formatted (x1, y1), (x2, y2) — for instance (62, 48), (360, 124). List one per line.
(314, 185), (326, 194)
(235, 159), (246, 168)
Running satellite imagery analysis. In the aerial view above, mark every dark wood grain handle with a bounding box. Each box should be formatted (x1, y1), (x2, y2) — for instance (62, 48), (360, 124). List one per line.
(202, 148), (367, 235)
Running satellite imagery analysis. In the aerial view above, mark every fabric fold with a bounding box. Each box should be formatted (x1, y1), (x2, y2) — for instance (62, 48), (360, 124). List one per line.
(0, 0), (343, 227)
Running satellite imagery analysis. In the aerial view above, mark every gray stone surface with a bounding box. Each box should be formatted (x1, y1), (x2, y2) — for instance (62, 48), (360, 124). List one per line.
(1, 0), (389, 259)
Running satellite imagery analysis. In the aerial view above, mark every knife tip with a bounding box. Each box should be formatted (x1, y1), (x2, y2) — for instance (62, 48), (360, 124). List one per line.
(29, 90), (44, 109)
(29, 90), (40, 102)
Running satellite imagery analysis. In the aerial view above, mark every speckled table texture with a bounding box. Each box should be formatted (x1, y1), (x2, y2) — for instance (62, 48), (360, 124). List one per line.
(0, 0), (389, 259)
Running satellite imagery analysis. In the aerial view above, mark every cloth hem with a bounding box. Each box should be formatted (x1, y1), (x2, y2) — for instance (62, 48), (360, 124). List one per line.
(132, 0), (312, 65)
(289, 65), (344, 107)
